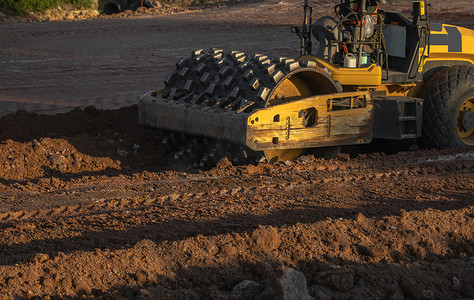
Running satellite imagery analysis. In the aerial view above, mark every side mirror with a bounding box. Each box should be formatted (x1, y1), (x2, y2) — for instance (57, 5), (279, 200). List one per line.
(291, 26), (302, 38)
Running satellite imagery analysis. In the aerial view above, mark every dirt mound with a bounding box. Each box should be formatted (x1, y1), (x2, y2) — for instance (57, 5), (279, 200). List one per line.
(0, 105), (184, 195)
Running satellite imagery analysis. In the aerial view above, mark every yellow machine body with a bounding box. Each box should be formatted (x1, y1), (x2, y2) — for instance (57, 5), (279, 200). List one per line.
(246, 91), (373, 151)
(426, 24), (474, 66)
(300, 23), (474, 98)
(138, 3), (474, 165)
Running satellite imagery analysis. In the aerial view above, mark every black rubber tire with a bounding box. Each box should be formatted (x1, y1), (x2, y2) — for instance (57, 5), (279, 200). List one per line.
(418, 65), (474, 149)
(126, 0), (142, 11)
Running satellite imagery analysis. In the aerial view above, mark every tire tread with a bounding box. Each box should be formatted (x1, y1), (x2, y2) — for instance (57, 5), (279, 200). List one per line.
(419, 65), (473, 149)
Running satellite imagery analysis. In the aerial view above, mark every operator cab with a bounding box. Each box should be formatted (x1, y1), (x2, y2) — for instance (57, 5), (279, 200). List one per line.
(310, 0), (429, 83)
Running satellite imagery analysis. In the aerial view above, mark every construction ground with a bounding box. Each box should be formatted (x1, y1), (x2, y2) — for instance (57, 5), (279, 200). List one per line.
(0, 0), (473, 298)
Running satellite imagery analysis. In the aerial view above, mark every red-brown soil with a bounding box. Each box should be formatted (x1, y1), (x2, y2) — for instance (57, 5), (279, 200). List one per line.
(0, 106), (473, 299)
(0, 0), (473, 299)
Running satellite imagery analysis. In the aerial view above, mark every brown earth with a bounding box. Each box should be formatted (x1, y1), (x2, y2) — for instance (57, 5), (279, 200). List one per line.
(0, 0), (473, 299)
(0, 105), (473, 299)
(1, 0), (473, 117)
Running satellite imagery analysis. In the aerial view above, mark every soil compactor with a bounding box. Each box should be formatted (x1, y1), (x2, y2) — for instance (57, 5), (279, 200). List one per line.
(139, 0), (474, 167)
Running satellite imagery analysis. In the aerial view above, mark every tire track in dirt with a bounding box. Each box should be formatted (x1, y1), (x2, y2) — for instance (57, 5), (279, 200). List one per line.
(0, 150), (471, 267)
(0, 149), (472, 217)
(0, 133), (471, 298)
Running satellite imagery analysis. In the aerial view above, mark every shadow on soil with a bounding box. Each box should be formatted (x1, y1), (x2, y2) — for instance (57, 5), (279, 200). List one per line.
(9, 239), (474, 299)
(87, 254), (474, 300)
(0, 105), (173, 176)
(0, 105), (247, 190)
(0, 106), (473, 300)
(0, 188), (472, 266)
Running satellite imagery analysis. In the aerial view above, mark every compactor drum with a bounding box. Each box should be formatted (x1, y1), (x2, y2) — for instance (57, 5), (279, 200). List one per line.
(139, 0), (474, 167)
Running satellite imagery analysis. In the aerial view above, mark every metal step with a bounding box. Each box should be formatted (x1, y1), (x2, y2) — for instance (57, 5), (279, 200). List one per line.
(373, 96), (423, 140)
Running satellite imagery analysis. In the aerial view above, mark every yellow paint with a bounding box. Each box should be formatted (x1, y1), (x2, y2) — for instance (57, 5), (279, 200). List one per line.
(419, 1), (425, 15)
(418, 47), (425, 73)
(243, 22), (474, 156)
(267, 72), (311, 106)
(458, 97), (474, 146)
(264, 148), (305, 162)
(246, 92), (373, 151)
(427, 24), (474, 65)
(299, 55), (382, 86)
(262, 67), (317, 161)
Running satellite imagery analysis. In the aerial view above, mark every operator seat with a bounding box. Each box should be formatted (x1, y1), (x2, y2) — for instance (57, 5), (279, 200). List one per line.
(311, 17), (341, 60)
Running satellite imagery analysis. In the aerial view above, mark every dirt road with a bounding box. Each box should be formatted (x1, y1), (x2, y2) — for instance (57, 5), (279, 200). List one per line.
(0, 0), (306, 116)
(1, 0), (473, 116)
(0, 0), (473, 298)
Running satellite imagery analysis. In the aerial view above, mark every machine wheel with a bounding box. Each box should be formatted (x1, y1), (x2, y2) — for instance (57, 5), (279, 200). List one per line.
(418, 65), (474, 149)
(263, 61), (341, 161)
(158, 49), (342, 166)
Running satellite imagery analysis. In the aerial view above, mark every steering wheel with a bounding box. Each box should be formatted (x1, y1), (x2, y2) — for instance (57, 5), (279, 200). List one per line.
(334, 3), (356, 19)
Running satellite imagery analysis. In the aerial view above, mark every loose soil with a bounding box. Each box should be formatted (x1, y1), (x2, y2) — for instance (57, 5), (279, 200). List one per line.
(0, 105), (472, 299)
(0, 0), (473, 299)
